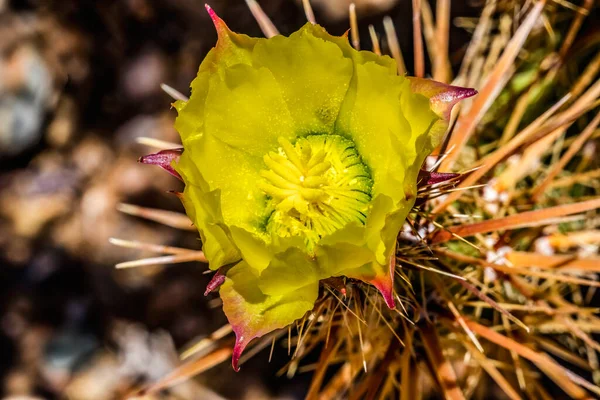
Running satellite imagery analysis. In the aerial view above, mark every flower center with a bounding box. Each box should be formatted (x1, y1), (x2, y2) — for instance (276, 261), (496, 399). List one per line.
(259, 135), (372, 250)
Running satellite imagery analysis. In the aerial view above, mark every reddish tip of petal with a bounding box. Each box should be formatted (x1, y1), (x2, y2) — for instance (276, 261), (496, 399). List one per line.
(418, 170), (460, 186)
(232, 335), (250, 372)
(409, 77), (477, 120)
(205, 4), (215, 18)
(373, 256), (396, 309)
(205, 3), (228, 35)
(427, 171), (460, 185)
(374, 278), (395, 309)
(430, 85), (477, 120)
(431, 86), (477, 104)
(204, 269), (226, 296)
(139, 149), (183, 180)
(205, 4), (220, 25)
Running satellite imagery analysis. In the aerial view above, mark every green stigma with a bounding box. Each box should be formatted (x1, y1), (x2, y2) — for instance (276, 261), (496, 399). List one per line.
(259, 135), (373, 250)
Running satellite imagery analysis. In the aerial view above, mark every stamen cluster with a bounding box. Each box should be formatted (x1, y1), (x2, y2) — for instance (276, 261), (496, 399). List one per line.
(260, 135), (372, 250)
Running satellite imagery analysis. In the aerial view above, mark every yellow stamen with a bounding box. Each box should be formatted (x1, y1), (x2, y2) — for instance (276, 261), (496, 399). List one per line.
(259, 135), (373, 251)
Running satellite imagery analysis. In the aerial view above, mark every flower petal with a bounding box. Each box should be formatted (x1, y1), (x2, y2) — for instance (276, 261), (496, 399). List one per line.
(258, 241), (373, 297)
(408, 77), (477, 121)
(252, 23), (353, 135)
(306, 25), (397, 73)
(139, 149), (183, 180)
(257, 247), (321, 296)
(174, 59), (213, 143)
(204, 63), (296, 157)
(343, 257), (396, 309)
(335, 61), (414, 202)
(315, 241), (374, 278)
(175, 6), (259, 143)
(401, 79), (476, 193)
(204, 268), (226, 296)
(365, 195), (412, 265)
(179, 184), (240, 269)
(176, 151), (241, 269)
(205, 5), (257, 68)
(181, 134), (266, 231)
(418, 170), (460, 186)
(220, 261), (318, 371)
(229, 227), (273, 273)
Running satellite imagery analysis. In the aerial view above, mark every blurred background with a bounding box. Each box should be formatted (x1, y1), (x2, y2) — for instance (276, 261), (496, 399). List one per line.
(0, 1), (482, 398)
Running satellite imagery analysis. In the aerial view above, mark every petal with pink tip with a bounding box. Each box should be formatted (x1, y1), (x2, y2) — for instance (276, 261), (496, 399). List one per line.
(204, 268), (226, 296)
(139, 149), (183, 180)
(418, 169), (460, 186)
(402, 79), (477, 183)
(408, 77), (477, 121)
(175, 6), (260, 143)
(220, 261), (318, 371)
(204, 4), (259, 69)
(343, 257), (396, 309)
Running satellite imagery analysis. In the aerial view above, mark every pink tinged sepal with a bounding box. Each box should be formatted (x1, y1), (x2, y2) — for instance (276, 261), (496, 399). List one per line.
(372, 256), (396, 309)
(418, 169), (460, 186)
(204, 4), (256, 66)
(205, 4), (228, 36)
(232, 335), (250, 372)
(346, 257), (396, 309)
(139, 149), (183, 180)
(408, 77), (477, 121)
(220, 262), (318, 371)
(204, 268), (226, 296)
